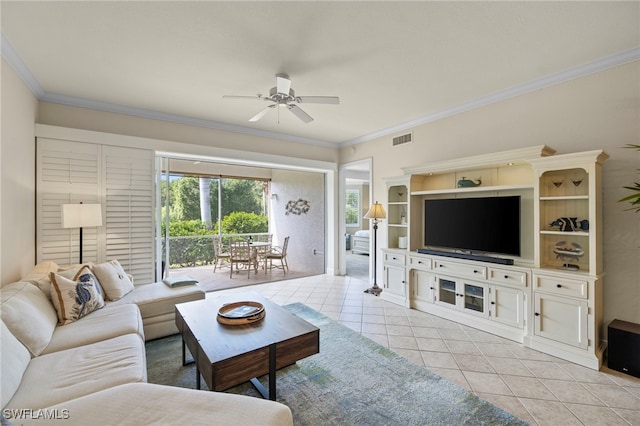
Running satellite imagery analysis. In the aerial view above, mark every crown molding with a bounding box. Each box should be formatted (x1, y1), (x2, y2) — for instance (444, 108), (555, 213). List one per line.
(341, 47), (640, 147)
(39, 92), (337, 148)
(1, 32), (44, 98)
(3, 28), (638, 149)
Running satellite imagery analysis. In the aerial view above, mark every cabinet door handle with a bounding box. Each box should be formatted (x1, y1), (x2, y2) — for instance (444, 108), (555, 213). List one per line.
(473, 270), (478, 274)
(534, 312), (540, 316)
(556, 284), (562, 288)
(418, 261), (423, 264)
(429, 287), (434, 290)
(490, 301), (495, 305)
(504, 275), (509, 279)
(392, 257), (397, 260)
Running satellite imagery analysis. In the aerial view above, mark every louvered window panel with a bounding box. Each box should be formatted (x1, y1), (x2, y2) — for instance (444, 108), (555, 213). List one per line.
(37, 140), (101, 264)
(38, 140), (155, 283)
(103, 146), (155, 284)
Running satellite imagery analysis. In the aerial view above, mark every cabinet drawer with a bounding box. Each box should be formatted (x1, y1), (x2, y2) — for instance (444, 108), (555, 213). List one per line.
(384, 252), (405, 265)
(433, 260), (486, 280)
(489, 267), (527, 288)
(408, 256), (431, 271)
(535, 275), (587, 299)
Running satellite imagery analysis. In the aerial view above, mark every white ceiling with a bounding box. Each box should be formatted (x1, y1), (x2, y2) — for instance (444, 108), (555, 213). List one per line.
(2, 1), (639, 147)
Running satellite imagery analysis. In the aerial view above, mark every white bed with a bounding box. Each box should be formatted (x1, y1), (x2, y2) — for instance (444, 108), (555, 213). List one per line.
(351, 230), (370, 255)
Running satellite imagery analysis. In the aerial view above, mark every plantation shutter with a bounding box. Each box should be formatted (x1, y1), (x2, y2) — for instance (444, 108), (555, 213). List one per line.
(36, 139), (102, 265)
(37, 139), (155, 283)
(103, 146), (155, 284)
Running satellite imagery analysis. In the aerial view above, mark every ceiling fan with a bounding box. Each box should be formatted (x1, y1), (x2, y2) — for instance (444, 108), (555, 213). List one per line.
(223, 73), (339, 123)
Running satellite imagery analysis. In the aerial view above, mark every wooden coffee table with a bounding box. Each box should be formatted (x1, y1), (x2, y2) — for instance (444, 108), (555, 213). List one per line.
(174, 291), (319, 400)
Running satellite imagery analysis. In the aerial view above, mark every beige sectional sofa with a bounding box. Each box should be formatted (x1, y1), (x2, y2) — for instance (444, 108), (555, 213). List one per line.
(1, 263), (293, 425)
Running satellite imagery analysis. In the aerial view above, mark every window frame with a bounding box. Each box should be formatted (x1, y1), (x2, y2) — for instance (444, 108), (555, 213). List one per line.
(345, 188), (361, 227)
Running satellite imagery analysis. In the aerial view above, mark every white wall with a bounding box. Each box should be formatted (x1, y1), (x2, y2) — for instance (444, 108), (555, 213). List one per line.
(38, 102), (338, 164)
(1, 58), (38, 283)
(340, 61), (640, 326)
(269, 170), (325, 274)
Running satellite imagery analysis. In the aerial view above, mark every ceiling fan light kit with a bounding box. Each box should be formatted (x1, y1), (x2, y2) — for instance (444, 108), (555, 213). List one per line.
(224, 73), (339, 123)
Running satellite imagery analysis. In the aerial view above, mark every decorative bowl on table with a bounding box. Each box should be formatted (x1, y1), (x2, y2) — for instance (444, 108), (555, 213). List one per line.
(217, 301), (265, 325)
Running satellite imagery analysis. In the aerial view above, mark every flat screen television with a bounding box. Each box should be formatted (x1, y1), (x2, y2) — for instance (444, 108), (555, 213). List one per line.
(424, 196), (521, 257)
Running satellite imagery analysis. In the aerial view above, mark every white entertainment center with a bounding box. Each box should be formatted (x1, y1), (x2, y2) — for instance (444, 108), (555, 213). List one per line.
(380, 146), (608, 370)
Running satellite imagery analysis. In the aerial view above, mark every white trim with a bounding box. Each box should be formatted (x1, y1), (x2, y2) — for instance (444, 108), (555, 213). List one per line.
(5, 29), (638, 147)
(341, 47), (640, 146)
(35, 124), (337, 174)
(1, 32), (44, 98)
(39, 92), (336, 148)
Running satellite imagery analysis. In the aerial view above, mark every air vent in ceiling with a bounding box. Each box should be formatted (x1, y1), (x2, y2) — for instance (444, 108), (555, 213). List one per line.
(392, 132), (413, 146)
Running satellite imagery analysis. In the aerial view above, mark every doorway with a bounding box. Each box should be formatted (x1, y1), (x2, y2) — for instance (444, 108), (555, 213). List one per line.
(157, 156), (326, 291)
(341, 159), (372, 282)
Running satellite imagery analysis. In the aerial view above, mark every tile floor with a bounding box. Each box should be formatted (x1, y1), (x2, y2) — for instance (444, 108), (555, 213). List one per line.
(213, 274), (640, 426)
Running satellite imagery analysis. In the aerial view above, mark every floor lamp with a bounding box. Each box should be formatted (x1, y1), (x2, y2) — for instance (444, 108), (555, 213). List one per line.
(61, 202), (103, 264)
(363, 201), (386, 296)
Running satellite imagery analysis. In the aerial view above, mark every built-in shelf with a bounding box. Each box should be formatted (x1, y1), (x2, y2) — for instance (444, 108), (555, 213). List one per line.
(540, 195), (589, 201)
(411, 184), (533, 196)
(382, 146), (608, 370)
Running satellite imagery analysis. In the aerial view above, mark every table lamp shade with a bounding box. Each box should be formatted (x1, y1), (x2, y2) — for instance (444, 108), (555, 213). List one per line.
(363, 202), (386, 220)
(61, 204), (103, 228)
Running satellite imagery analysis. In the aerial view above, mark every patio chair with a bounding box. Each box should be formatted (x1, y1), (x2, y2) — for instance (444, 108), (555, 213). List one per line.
(266, 236), (289, 273)
(229, 241), (258, 278)
(212, 235), (230, 272)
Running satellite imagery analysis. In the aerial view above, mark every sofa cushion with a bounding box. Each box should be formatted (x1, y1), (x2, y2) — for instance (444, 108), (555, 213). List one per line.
(92, 259), (134, 301)
(50, 270), (105, 325)
(4, 333), (146, 410)
(41, 304), (144, 354)
(18, 383), (294, 426)
(0, 281), (58, 356)
(21, 261), (59, 300)
(107, 282), (205, 319)
(23, 263), (91, 301)
(1, 322), (31, 409)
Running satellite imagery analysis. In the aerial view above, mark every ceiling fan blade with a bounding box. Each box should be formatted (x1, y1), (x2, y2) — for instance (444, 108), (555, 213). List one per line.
(296, 96), (340, 105)
(276, 74), (291, 95)
(223, 95), (266, 101)
(249, 105), (276, 122)
(288, 104), (313, 123)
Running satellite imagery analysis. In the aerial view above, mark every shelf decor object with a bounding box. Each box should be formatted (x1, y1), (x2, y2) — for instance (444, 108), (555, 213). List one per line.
(363, 202), (386, 296)
(61, 202), (103, 264)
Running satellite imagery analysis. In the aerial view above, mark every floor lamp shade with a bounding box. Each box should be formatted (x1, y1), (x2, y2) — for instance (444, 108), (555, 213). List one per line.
(61, 203), (103, 229)
(61, 203), (103, 263)
(363, 202), (386, 221)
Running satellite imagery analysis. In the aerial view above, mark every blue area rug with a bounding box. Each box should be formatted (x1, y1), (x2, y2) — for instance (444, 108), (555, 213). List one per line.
(146, 303), (527, 425)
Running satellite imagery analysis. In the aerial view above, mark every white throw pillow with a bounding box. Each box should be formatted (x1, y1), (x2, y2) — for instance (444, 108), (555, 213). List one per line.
(22, 262), (90, 301)
(0, 281), (59, 356)
(91, 260), (134, 301)
(1, 321), (31, 408)
(50, 268), (105, 325)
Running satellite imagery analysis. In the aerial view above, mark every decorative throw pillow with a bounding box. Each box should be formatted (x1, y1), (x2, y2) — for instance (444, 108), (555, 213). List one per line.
(73, 264), (105, 298)
(50, 268), (105, 325)
(91, 260), (134, 301)
(23, 262), (91, 301)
